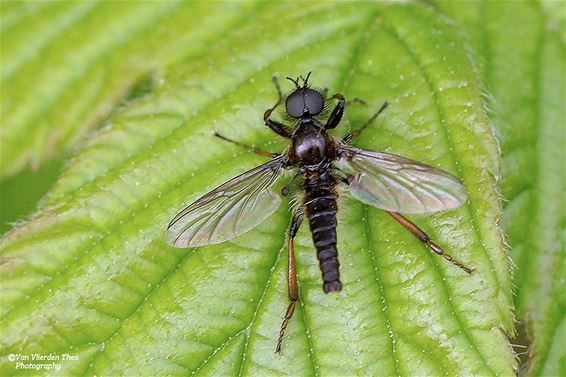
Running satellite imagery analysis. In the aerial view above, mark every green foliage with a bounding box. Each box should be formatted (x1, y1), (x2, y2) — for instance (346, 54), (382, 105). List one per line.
(435, 2), (565, 376)
(0, 1), (562, 376)
(0, 1), (261, 178)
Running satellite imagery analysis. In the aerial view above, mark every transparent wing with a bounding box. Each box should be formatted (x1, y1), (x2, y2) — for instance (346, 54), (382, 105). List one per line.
(166, 156), (286, 247)
(336, 145), (467, 214)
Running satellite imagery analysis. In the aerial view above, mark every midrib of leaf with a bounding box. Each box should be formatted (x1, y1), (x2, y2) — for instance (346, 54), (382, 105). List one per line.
(227, 17), (374, 377)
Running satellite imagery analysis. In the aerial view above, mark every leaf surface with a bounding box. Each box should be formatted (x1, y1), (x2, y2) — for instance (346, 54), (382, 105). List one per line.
(0, 0), (264, 178)
(1, 3), (515, 376)
(435, 1), (565, 375)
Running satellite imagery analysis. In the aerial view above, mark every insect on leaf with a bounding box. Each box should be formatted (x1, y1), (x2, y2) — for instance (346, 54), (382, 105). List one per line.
(0, 2), (515, 376)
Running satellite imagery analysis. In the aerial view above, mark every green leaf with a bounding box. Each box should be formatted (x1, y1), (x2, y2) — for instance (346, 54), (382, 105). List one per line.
(435, 1), (565, 375)
(0, 0), (263, 178)
(1, 2), (515, 376)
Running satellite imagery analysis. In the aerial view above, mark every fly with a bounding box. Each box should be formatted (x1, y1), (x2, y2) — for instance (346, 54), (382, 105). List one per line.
(165, 72), (472, 353)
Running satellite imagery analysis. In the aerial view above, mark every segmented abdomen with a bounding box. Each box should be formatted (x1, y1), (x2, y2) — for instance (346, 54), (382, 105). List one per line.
(304, 186), (342, 293)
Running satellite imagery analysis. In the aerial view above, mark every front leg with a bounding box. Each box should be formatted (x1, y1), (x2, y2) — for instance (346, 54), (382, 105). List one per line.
(325, 93), (346, 129)
(264, 109), (293, 138)
(264, 75), (293, 138)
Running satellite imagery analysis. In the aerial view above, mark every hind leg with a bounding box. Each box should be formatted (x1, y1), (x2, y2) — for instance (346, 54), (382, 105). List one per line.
(275, 209), (303, 353)
(387, 211), (473, 274)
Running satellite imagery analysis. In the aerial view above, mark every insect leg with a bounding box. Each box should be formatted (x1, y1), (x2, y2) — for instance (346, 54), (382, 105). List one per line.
(386, 211), (473, 274)
(265, 118), (293, 138)
(276, 208), (304, 353)
(265, 75), (293, 138)
(346, 98), (366, 106)
(342, 101), (389, 143)
(214, 132), (278, 158)
(324, 93), (345, 129)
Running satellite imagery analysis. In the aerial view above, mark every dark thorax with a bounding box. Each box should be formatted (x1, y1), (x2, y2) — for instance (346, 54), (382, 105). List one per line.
(288, 119), (337, 169)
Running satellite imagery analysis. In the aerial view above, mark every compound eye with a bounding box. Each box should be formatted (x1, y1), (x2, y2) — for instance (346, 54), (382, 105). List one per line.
(304, 89), (324, 115)
(285, 90), (304, 118)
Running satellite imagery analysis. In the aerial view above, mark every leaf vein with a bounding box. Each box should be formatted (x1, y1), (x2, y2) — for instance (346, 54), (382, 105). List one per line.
(82, 248), (193, 375)
(235, 238), (287, 376)
(363, 206), (402, 377)
(380, 17), (498, 375)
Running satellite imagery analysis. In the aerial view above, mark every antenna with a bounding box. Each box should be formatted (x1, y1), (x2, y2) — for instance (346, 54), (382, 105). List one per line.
(300, 71), (312, 87)
(286, 76), (300, 88)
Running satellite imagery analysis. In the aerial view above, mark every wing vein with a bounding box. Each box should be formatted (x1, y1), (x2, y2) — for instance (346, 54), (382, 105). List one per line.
(337, 145), (466, 214)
